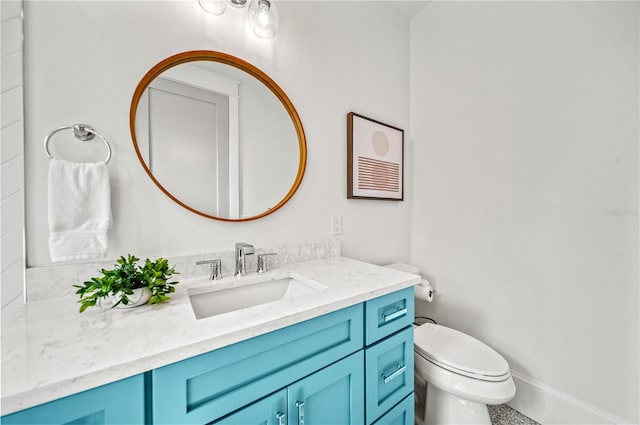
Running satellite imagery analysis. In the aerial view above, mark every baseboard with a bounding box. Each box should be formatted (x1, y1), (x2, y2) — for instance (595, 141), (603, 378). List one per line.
(508, 370), (633, 425)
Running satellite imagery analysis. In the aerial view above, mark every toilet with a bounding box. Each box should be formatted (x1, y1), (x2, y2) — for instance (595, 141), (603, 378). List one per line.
(414, 323), (516, 425)
(385, 264), (516, 425)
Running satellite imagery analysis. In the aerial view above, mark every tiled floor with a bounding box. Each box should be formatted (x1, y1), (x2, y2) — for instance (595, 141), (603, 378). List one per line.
(488, 404), (540, 425)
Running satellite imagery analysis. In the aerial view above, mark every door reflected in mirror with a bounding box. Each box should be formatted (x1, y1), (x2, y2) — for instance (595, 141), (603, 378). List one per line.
(130, 51), (306, 221)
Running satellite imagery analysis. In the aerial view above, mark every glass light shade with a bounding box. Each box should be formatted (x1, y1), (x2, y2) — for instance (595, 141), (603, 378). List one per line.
(199, 0), (227, 15)
(230, 0), (248, 8)
(248, 0), (279, 39)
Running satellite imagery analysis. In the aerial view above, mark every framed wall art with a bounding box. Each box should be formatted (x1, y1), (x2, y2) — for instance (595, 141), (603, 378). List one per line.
(347, 112), (404, 200)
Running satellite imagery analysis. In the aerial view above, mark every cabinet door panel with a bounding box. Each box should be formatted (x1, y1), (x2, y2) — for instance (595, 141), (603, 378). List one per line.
(1, 375), (145, 425)
(288, 351), (365, 425)
(211, 389), (287, 425)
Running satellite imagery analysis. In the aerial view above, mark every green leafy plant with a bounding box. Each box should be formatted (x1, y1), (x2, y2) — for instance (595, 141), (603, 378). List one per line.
(74, 254), (179, 313)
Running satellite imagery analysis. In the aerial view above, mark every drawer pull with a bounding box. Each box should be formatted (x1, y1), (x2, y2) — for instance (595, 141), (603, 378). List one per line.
(296, 401), (305, 425)
(382, 307), (407, 322)
(276, 412), (286, 425)
(382, 363), (407, 384)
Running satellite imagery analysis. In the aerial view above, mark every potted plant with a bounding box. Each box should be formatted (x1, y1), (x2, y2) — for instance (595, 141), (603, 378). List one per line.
(74, 254), (179, 313)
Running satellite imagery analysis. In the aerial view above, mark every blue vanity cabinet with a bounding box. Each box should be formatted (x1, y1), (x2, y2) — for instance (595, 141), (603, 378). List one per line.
(213, 351), (364, 425)
(364, 287), (415, 425)
(1, 375), (145, 425)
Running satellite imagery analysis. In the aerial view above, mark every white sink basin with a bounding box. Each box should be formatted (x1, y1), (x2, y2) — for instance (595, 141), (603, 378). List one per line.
(188, 273), (326, 319)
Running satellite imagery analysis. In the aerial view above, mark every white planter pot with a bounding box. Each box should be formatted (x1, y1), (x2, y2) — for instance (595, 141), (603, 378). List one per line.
(114, 287), (152, 309)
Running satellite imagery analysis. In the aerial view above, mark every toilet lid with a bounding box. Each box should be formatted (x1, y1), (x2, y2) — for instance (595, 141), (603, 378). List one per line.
(414, 324), (510, 382)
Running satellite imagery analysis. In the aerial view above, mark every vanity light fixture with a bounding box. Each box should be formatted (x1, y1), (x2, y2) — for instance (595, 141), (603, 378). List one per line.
(248, 0), (279, 39)
(198, 0), (280, 39)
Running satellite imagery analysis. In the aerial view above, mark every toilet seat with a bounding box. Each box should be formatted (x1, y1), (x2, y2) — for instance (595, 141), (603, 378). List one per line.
(414, 324), (510, 382)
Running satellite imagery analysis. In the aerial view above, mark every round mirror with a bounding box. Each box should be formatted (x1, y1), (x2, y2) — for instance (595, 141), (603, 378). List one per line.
(130, 50), (306, 222)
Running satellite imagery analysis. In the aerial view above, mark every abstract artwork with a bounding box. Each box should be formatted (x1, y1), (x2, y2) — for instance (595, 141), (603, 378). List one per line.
(347, 112), (404, 200)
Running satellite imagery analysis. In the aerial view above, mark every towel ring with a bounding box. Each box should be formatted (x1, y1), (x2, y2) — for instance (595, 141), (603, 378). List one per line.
(44, 124), (112, 164)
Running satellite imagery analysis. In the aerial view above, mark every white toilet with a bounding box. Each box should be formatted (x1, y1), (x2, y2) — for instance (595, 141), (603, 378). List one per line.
(414, 323), (516, 425)
(384, 264), (515, 425)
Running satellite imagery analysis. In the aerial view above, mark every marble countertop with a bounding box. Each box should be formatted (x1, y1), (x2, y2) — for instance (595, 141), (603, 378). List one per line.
(1, 257), (420, 415)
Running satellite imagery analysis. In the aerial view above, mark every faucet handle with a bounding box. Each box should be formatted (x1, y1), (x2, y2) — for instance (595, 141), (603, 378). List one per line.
(257, 253), (277, 273)
(196, 259), (223, 280)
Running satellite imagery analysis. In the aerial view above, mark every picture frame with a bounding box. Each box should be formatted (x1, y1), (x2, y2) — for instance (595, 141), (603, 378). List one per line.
(347, 112), (404, 200)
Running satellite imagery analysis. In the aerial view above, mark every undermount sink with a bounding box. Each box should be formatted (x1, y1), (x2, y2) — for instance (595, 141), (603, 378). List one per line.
(188, 272), (326, 320)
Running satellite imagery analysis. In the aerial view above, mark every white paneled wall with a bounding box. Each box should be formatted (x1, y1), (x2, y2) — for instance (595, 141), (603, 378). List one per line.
(1, 0), (25, 308)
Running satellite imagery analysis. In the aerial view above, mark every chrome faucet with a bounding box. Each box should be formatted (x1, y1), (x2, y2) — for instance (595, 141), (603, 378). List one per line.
(235, 243), (255, 276)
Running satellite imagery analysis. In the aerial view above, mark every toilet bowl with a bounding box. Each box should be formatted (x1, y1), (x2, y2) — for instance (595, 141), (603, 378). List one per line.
(382, 263), (515, 424)
(414, 323), (516, 425)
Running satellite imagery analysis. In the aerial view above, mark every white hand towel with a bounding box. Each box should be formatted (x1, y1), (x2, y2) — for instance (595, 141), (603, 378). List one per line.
(48, 159), (112, 262)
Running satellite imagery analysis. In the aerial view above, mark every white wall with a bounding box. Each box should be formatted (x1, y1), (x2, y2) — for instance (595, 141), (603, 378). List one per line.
(236, 66), (298, 218)
(410, 2), (639, 423)
(23, 1), (411, 267)
(1, 0), (25, 308)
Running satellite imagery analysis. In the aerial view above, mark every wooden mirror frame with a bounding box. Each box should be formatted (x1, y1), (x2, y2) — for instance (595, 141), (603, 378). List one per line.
(130, 50), (307, 222)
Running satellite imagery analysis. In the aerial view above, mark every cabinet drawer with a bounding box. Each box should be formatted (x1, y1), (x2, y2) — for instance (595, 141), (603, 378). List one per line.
(1, 375), (145, 425)
(153, 304), (364, 424)
(365, 287), (414, 345)
(371, 393), (414, 425)
(365, 326), (414, 424)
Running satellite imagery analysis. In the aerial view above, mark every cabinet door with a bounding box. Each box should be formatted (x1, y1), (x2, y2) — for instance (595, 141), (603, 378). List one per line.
(211, 389), (287, 425)
(1, 375), (145, 425)
(288, 351), (365, 425)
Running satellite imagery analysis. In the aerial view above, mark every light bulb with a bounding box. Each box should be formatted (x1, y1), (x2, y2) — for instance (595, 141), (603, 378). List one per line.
(199, 0), (227, 15)
(248, 0), (279, 39)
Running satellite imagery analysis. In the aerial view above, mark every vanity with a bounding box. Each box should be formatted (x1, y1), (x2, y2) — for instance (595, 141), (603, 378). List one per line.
(1, 257), (419, 425)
